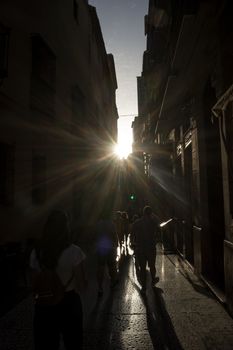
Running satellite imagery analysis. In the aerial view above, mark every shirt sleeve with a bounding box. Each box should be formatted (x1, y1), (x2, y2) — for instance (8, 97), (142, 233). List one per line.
(72, 245), (86, 266)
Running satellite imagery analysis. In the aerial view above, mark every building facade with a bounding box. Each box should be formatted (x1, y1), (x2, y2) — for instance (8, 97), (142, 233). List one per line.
(136, 0), (233, 314)
(0, 0), (118, 244)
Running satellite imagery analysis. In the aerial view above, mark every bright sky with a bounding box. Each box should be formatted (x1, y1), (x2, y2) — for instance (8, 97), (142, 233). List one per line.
(89, 0), (148, 156)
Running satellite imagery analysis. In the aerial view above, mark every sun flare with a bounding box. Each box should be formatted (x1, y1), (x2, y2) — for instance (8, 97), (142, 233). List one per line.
(114, 116), (134, 159)
(114, 141), (132, 159)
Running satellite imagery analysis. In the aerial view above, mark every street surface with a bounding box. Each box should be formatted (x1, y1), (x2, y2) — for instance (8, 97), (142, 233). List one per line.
(1, 246), (233, 349)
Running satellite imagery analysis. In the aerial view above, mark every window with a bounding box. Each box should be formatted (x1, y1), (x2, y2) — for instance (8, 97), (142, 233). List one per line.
(32, 155), (46, 205)
(31, 35), (56, 117)
(0, 24), (10, 79)
(0, 142), (14, 205)
(73, 0), (79, 24)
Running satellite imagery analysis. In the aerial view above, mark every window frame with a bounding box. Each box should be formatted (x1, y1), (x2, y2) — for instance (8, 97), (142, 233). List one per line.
(30, 34), (56, 118)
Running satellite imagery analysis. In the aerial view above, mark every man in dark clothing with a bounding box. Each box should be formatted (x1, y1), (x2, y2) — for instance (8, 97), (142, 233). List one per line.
(95, 214), (119, 296)
(132, 206), (160, 293)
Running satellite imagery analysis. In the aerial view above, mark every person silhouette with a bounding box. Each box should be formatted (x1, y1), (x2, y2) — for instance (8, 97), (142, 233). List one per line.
(132, 206), (160, 293)
(95, 209), (119, 297)
(30, 209), (87, 349)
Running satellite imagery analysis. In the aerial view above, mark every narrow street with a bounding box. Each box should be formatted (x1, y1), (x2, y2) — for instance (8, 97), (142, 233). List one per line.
(1, 247), (233, 350)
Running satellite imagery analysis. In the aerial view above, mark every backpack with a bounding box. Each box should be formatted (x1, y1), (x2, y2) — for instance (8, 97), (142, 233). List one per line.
(33, 268), (73, 306)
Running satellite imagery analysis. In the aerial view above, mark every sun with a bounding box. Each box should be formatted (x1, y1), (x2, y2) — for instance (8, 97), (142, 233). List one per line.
(114, 116), (133, 159)
(114, 141), (132, 159)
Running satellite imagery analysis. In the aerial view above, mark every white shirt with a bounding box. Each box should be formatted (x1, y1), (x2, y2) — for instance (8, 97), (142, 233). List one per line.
(30, 244), (86, 292)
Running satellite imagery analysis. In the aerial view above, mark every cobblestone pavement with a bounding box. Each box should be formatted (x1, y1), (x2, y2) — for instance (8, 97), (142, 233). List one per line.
(1, 247), (233, 349)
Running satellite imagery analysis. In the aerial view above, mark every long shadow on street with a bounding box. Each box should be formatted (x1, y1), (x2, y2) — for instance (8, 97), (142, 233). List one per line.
(84, 254), (131, 349)
(131, 276), (183, 350)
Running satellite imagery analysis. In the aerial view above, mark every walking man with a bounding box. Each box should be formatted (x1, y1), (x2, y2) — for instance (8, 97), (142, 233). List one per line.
(95, 210), (119, 297)
(132, 206), (160, 293)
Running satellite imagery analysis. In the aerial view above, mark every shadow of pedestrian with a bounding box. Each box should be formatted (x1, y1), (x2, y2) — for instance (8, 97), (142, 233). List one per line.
(84, 255), (131, 349)
(128, 276), (183, 349)
(143, 287), (184, 350)
(84, 291), (115, 349)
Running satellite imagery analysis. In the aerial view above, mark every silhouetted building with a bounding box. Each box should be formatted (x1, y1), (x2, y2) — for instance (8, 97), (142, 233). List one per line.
(0, 0), (118, 244)
(137, 0), (233, 315)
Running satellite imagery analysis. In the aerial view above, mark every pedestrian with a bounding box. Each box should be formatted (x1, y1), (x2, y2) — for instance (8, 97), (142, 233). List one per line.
(130, 214), (140, 277)
(121, 211), (130, 248)
(95, 209), (119, 297)
(114, 211), (123, 250)
(132, 205), (160, 293)
(130, 214), (139, 247)
(30, 209), (87, 350)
